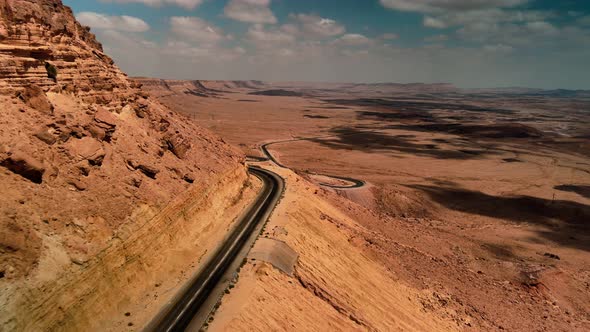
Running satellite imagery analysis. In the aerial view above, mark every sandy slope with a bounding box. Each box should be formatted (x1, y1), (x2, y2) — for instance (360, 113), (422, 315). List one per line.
(208, 164), (460, 331)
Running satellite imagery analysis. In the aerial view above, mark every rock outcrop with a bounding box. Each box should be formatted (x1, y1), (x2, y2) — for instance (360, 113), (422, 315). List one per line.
(0, 0), (138, 104)
(0, 150), (45, 183)
(0, 1), (252, 331)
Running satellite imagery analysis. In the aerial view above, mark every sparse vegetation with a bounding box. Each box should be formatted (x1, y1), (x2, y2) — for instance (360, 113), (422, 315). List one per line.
(44, 61), (58, 82)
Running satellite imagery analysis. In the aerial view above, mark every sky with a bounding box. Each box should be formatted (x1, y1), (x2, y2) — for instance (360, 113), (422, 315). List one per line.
(63, 0), (590, 89)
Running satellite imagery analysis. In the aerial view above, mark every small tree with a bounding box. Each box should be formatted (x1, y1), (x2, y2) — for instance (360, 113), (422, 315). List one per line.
(44, 61), (58, 82)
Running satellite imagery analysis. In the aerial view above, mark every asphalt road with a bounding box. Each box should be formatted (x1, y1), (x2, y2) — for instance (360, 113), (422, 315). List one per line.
(148, 166), (284, 332)
(259, 140), (365, 189)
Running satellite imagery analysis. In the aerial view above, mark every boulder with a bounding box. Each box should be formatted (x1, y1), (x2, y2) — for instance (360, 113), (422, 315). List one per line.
(134, 99), (149, 118)
(88, 107), (117, 142)
(87, 123), (107, 141)
(127, 159), (159, 179)
(17, 85), (54, 114)
(137, 164), (159, 179)
(65, 137), (105, 166)
(94, 107), (118, 126)
(182, 173), (195, 184)
(34, 128), (57, 145)
(1, 151), (45, 184)
(164, 132), (191, 159)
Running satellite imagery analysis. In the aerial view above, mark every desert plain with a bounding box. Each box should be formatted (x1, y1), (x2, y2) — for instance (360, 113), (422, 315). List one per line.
(138, 78), (590, 331)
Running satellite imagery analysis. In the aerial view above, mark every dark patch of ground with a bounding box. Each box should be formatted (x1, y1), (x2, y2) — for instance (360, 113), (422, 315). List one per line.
(358, 110), (434, 121)
(308, 127), (496, 160)
(388, 123), (544, 139)
(250, 89), (303, 97)
(308, 106), (351, 110)
(411, 184), (590, 251)
(303, 115), (329, 119)
(327, 98), (516, 115)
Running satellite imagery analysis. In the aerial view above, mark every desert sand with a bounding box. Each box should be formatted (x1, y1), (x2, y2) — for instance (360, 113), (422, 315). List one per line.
(0, 0), (588, 331)
(138, 78), (590, 331)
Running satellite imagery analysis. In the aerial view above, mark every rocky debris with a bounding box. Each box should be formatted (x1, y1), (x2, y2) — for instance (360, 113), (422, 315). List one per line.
(134, 99), (149, 118)
(76, 162), (91, 177)
(0, 151), (45, 184)
(94, 107), (118, 126)
(55, 124), (87, 143)
(65, 137), (105, 166)
(183, 173), (195, 184)
(127, 159), (159, 179)
(16, 85), (53, 114)
(520, 268), (544, 287)
(87, 107), (117, 142)
(543, 253), (560, 260)
(126, 175), (143, 188)
(34, 128), (57, 145)
(137, 164), (159, 179)
(158, 118), (171, 132)
(164, 132), (191, 159)
(68, 179), (87, 191)
(0, 219), (41, 279)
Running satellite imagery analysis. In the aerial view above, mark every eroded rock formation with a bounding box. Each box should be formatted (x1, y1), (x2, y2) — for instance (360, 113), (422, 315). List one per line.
(0, 0), (138, 104)
(0, 1), (250, 331)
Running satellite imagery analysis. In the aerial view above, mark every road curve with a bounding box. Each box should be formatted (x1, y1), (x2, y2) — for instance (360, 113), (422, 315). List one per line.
(260, 140), (365, 189)
(148, 166), (284, 332)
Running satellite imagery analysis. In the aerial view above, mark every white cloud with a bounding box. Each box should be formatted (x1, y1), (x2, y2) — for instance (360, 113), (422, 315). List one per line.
(77, 12), (149, 32)
(288, 14), (346, 38)
(170, 17), (227, 44)
(100, 0), (204, 10)
(457, 20), (565, 46)
(246, 24), (296, 46)
(333, 34), (372, 46)
(379, 0), (529, 13)
(423, 16), (447, 28)
(224, 0), (277, 24)
(423, 9), (554, 28)
(85, 0), (589, 89)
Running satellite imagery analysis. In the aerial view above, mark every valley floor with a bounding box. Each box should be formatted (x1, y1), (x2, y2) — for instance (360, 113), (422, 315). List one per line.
(139, 79), (590, 331)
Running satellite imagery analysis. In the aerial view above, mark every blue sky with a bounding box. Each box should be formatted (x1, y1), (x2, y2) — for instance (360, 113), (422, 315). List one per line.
(64, 0), (590, 89)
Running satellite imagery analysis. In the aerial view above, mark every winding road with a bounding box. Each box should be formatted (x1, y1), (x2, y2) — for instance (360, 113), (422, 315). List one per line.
(149, 135), (362, 331)
(259, 139), (365, 189)
(148, 166), (284, 332)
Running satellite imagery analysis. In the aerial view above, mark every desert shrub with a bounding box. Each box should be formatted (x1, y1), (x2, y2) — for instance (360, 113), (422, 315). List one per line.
(44, 62), (58, 82)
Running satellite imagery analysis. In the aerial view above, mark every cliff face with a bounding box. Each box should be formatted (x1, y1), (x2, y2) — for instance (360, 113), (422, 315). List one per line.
(0, 0), (136, 103)
(0, 1), (254, 331)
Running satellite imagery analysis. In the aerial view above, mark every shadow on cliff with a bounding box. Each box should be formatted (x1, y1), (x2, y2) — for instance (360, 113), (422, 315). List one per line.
(555, 185), (590, 199)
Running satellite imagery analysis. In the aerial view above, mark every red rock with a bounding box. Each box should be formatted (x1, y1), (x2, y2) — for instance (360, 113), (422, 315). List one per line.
(17, 85), (53, 114)
(94, 107), (118, 126)
(65, 137), (105, 166)
(1, 151), (45, 184)
(164, 132), (191, 159)
(33, 129), (57, 145)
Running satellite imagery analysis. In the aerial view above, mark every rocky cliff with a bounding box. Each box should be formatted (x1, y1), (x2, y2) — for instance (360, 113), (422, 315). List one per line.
(0, 1), (254, 330)
(0, 0), (137, 103)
